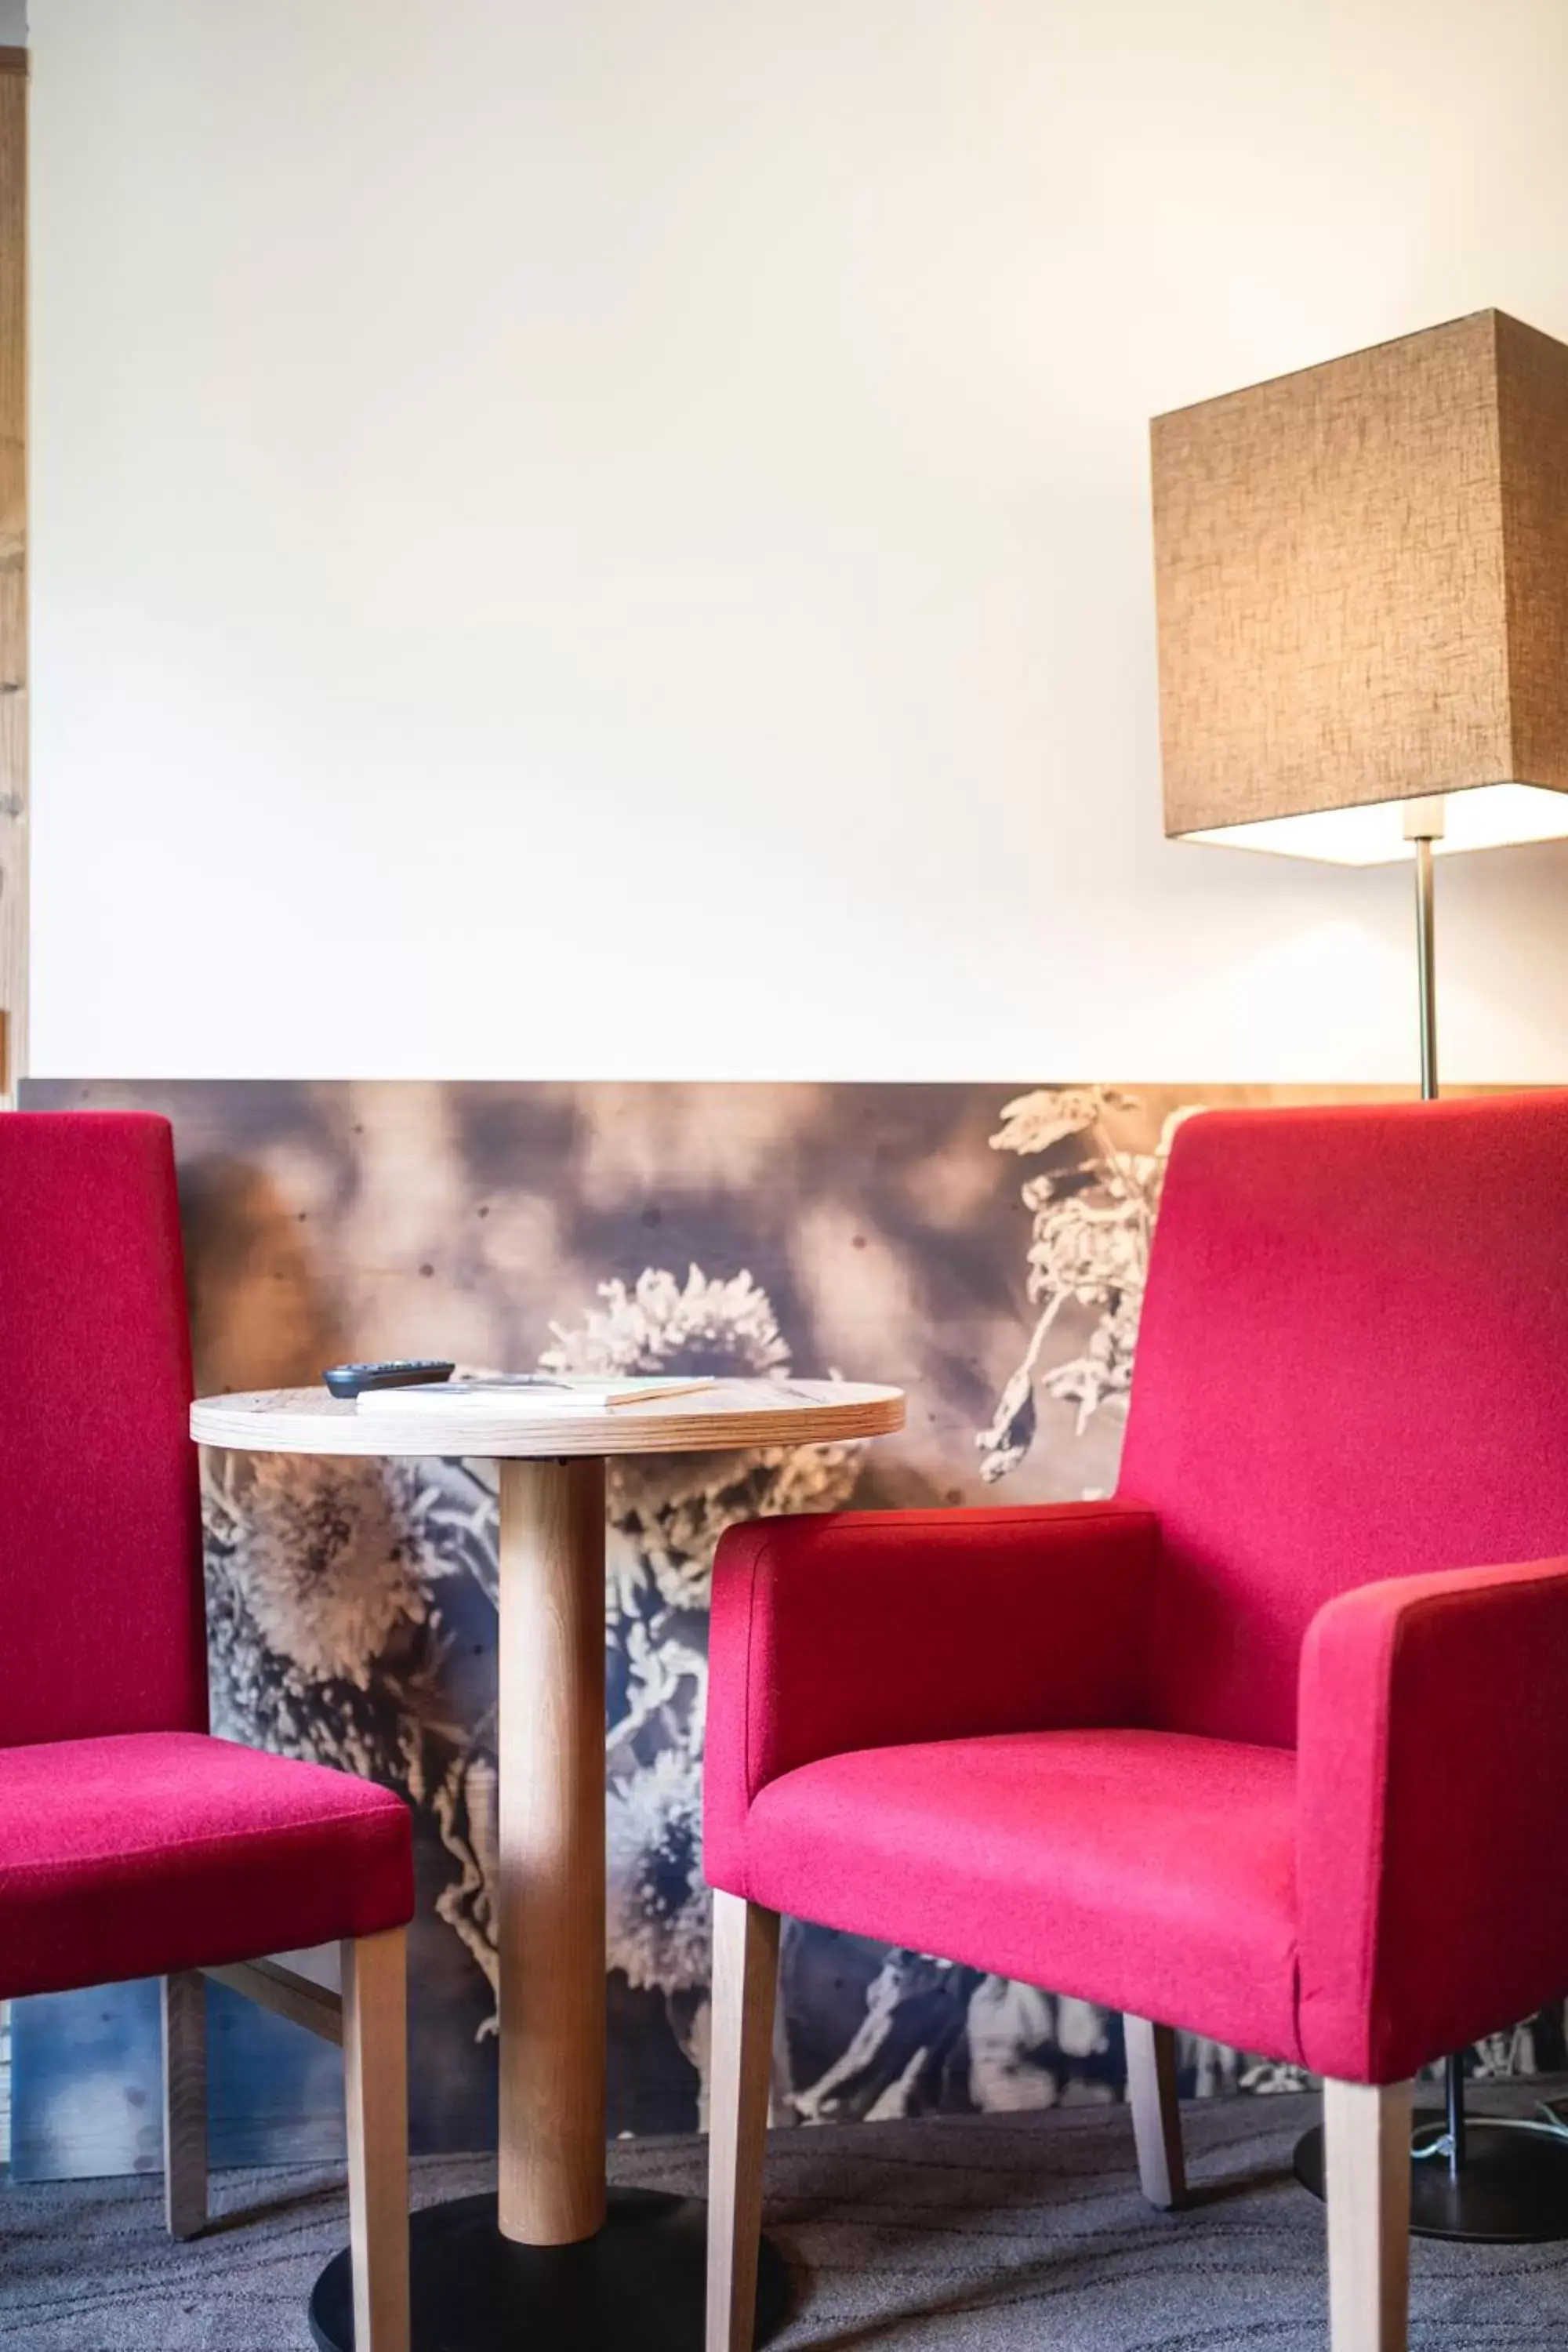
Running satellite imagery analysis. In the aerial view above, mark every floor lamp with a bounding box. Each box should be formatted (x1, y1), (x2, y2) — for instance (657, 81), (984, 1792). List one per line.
(1150, 307), (1568, 2239)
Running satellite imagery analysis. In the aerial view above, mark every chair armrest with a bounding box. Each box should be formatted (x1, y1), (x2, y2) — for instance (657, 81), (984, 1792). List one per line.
(703, 1501), (1160, 1890)
(1298, 1556), (1568, 2083)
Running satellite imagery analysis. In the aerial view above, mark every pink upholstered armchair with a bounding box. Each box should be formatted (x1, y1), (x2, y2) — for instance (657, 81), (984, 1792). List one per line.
(702, 1094), (1568, 2352)
(0, 1113), (415, 2351)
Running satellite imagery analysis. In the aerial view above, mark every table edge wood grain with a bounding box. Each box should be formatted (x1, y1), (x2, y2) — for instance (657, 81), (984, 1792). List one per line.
(190, 1378), (906, 1458)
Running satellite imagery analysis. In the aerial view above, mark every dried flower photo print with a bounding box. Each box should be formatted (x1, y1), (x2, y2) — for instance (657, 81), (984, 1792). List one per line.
(17, 1077), (1555, 2175)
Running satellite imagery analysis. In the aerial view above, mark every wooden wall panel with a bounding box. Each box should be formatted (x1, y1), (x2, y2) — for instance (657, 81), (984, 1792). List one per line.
(0, 49), (24, 1093)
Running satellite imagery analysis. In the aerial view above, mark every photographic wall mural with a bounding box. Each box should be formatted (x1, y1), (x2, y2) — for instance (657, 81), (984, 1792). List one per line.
(16, 1078), (1552, 2177)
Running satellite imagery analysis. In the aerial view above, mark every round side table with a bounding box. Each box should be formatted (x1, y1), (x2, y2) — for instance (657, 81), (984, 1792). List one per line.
(191, 1377), (905, 2352)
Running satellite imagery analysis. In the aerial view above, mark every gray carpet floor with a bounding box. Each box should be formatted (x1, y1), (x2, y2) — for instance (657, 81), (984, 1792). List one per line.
(4, 2086), (1568, 2350)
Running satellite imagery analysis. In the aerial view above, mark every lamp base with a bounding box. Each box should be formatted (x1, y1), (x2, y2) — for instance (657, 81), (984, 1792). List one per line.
(1294, 2112), (1568, 2242)
(308, 2187), (791, 2351)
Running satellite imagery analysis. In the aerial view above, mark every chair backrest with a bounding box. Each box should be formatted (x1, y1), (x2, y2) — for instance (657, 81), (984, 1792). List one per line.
(1, 1112), (207, 1747)
(1119, 1092), (1568, 1748)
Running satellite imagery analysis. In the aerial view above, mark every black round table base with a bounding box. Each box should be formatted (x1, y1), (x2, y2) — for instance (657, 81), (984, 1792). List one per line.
(1294, 2114), (1568, 2242)
(309, 2187), (791, 2352)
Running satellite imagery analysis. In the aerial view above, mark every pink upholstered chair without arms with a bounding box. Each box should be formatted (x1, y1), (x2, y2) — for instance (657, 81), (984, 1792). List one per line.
(703, 1093), (1568, 2352)
(0, 1112), (415, 2352)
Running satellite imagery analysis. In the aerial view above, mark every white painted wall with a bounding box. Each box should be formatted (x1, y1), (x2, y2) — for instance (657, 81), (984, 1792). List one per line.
(27, 0), (1568, 1082)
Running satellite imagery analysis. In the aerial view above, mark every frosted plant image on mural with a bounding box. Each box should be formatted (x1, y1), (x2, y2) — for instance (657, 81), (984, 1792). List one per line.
(978, 1086), (1197, 1481)
(14, 1076), (1566, 2175)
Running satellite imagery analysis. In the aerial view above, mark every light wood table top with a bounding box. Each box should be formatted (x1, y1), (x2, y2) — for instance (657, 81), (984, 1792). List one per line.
(191, 1377), (904, 1460)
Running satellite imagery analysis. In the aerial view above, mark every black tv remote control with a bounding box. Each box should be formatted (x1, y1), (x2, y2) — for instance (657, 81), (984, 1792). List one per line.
(323, 1359), (456, 1399)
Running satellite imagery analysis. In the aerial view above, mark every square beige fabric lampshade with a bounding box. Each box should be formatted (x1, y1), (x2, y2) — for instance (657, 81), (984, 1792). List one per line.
(1150, 308), (1568, 863)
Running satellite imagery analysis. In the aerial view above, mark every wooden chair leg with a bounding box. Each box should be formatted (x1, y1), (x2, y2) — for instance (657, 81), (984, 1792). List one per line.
(162, 1971), (208, 2240)
(706, 1893), (781, 2352)
(1325, 2077), (1413, 2352)
(343, 1927), (410, 2352)
(1125, 2015), (1187, 2209)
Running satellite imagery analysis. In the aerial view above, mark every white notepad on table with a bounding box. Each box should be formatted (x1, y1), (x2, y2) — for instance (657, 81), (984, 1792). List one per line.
(354, 1374), (718, 1416)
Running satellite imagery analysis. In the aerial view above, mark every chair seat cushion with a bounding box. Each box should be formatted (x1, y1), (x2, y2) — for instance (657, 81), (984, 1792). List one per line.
(0, 1731), (415, 1999)
(737, 1726), (1301, 2063)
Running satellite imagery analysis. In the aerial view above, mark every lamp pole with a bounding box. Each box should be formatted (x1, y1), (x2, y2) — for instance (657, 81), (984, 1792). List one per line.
(1406, 797), (1463, 2165)
(1414, 838), (1438, 1102)
(1403, 797), (1444, 1103)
